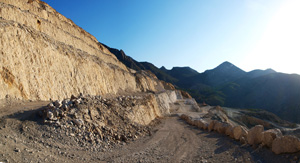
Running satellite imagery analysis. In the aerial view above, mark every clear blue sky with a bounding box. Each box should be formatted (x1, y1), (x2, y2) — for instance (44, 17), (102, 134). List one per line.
(43, 0), (300, 74)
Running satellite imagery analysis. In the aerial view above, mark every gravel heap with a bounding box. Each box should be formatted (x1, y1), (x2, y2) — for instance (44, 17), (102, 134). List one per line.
(40, 94), (159, 151)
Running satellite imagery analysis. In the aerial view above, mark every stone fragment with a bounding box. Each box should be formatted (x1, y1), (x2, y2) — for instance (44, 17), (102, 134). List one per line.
(46, 110), (55, 120)
(61, 104), (69, 111)
(247, 125), (264, 145)
(74, 99), (81, 106)
(71, 95), (77, 101)
(73, 119), (84, 127)
(47, 103), (55, 109)
(62, 99), (70, 105)
(14, 148), (20, 152)
(54, 100), (62, 108)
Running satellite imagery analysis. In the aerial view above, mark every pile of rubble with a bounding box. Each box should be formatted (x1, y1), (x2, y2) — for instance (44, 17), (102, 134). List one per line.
(40, 94), (159, 149)
(180, 114), (300, 155)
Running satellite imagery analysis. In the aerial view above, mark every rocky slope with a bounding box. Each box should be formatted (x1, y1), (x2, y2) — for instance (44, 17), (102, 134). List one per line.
(103, 45), (178, 84)
(0, 0), (165, 101)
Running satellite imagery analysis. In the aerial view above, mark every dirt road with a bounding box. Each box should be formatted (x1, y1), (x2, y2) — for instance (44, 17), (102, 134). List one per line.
(102, 116), (291, 163)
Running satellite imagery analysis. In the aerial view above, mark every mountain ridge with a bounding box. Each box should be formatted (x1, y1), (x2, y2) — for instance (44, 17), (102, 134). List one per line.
(106, 48), (300, 123)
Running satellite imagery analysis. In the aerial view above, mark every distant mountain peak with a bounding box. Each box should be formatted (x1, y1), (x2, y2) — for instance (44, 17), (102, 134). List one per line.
(265, 68), (276, 73)
(160, 66), (168, 71)
(171, 66), (195, 70)
(200, 61), (246, 86)
(217, 61), (234, 68)
(247, 68), (277, 78)
(210, 61), (245, 74)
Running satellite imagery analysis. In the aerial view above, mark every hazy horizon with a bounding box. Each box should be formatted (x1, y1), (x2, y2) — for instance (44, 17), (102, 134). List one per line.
(43, 0), (300, 75)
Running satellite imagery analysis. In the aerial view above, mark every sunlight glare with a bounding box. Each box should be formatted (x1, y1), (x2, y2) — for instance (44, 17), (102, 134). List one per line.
(244, 0), (300, 74)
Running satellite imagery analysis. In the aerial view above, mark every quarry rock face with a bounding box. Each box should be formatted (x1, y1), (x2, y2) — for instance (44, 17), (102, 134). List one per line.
(0, 0), (163, 101)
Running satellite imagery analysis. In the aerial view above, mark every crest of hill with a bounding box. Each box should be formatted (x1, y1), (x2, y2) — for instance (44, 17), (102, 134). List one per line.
(102, 44), (178, 84)
(161, 66), (199, 81)
(246, 69), (276, 78)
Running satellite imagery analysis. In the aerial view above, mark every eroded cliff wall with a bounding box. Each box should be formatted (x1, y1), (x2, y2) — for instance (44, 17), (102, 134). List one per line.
(0, 0), (164, 100)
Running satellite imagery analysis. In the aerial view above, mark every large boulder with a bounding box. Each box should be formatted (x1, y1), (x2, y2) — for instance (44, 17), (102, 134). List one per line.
(247, 125), (264, 145)
(180, 114), (189, 121)
(208, 120), (217, 132)
(213, 121), (222, 132)
(262, 129), (282, 148)
(220, 123), (230, 134)
(191, 120), (198, 126)
(186, 118), (194, 125)
(202, 120), (209, 130)
(195, 120), (204, 129)
(214, 122), (228, 134)
(194, 119), (208, 130)
(225, 123), (234, 138)
(232, 125), (248, 141)
(272, 135), (300, 154)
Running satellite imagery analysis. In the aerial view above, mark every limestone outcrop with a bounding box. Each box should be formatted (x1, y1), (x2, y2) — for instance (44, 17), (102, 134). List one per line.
(0, 0), (164, 101)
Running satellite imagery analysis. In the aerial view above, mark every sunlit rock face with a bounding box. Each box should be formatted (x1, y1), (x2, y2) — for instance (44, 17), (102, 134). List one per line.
(0, 0), (164, 100)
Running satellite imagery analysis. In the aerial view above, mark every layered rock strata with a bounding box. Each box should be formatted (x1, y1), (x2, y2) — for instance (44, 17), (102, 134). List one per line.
(0, 0), (164, 100)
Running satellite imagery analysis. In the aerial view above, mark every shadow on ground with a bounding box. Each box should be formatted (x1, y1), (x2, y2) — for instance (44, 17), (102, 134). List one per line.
(6, 106), (46, 124)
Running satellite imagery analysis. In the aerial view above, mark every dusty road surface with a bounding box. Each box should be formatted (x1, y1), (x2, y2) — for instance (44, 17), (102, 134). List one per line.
(0, 102), (296, 163)
(101, 116), (292, 163)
